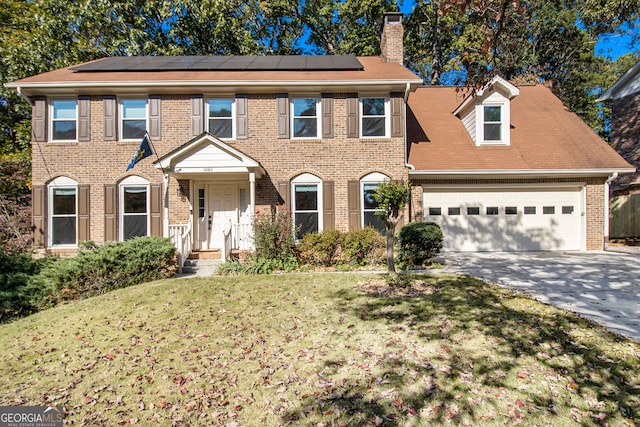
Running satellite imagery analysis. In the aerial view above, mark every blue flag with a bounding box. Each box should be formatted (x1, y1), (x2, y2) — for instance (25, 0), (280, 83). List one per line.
(126, 133), (153, 171)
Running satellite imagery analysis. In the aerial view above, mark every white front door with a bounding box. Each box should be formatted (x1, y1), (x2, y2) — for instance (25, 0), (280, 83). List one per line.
(208, 184), (238, 249)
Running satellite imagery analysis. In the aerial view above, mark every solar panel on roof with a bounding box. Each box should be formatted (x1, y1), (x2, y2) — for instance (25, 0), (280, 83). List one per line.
(70, 55), (364, 72)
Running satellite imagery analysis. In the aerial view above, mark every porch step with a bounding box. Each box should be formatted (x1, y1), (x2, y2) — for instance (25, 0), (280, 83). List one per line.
(181, 258), (222, 276)
(189, 250), (221, 260)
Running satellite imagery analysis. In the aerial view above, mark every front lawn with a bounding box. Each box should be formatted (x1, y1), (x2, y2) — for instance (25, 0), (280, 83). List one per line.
(0, 273), (638, 426)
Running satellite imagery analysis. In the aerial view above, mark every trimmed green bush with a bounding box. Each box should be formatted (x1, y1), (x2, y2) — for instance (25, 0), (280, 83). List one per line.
(29, 236), (177, 301)
(0, 251), (54, 320)
(397, 222), (443, 269)
(298, 230), (344, 266)
(343, 227), (385, 266)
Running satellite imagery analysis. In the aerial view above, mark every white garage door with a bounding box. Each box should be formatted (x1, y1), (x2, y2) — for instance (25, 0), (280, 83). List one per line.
(423, 186), (583, 251)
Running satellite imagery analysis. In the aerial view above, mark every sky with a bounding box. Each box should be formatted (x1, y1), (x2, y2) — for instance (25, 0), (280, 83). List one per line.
(398, 1), (639, 61)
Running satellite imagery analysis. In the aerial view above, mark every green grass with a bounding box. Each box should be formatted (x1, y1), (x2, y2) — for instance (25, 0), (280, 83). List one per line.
(0, 273), (638, 426)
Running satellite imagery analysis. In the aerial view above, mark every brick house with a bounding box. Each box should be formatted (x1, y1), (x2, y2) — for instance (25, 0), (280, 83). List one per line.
(598, 62), (640, 239)
(6, 12), (633, 264)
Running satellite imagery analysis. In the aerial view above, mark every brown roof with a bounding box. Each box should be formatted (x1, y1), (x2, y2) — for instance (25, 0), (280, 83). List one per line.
(9, 56), (421, 87)
(407, 85), (634, 174)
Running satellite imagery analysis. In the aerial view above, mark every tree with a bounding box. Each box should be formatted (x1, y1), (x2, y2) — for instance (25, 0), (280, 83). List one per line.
(404, 0), (631, 138)
(372, 181), (412, 274)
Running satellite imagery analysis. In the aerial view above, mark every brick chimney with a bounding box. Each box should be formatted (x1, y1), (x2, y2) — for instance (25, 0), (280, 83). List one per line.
(380, 12), (404, 64)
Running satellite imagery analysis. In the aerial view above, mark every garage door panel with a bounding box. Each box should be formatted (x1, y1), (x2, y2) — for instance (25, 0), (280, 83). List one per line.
(423, 188), (582, 251)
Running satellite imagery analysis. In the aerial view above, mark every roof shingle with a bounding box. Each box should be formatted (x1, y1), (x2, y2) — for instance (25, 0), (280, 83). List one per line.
(407, 85), (634, 173)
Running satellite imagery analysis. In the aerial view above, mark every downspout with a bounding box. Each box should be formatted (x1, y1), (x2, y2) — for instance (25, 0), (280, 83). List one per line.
(16, 87), (33, 106)
(403, 82), (414, 171)
(403, 82), (416, 222)
(604, 172), (619, 246)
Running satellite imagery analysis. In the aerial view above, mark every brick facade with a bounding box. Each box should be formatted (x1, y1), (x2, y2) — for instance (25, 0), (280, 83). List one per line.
(33, 92), (409, 253)
(610, 92), (640, 195)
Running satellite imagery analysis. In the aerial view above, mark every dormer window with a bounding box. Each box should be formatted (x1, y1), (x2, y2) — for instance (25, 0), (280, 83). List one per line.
(483, 105), (503, 142)
(453, 76), (519, 147)
(476, 98), (509, 145)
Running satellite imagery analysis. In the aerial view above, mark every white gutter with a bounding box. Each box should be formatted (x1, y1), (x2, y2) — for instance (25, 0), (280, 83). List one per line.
(6, 78), (423, 91)
(409, 168), (635, 178)
(16, 87), (32, 106)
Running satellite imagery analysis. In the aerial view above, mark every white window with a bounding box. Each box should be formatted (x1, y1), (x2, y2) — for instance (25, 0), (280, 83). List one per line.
(483, 105), (502, 142)
(361, 172), (389, 233)
(207, 98), (234, 139)
(360, 97), (389, 138)
(119, 176), (149, 240)
(120, 99), (147, 140)
(48, 177), (78, 246)
(291, 97), (320, 138)
(50, 100), (77, 141)
(291, 173), (323, 239)
(474, 95), (511, 146)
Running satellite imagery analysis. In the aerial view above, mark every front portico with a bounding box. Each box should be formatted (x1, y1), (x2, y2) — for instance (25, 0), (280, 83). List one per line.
(155, 132), (264, 265)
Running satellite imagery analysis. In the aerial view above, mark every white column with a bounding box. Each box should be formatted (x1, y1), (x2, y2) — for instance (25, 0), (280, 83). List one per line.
(163, 173), (169, 237)
(249, 171), (256, 215)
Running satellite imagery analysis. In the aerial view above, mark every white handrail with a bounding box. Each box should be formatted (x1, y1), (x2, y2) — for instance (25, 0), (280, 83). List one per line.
(169, 223), (192, 273)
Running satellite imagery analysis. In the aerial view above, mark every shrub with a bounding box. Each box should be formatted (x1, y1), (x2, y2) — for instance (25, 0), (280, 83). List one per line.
(298, 230), (344, 266)
(0, 250), (54, 320)
(215, 258), (246, 275)
(397, 222), (443, 269)
(343, 227), (385, 266)
(252, 207), (297, 262)
(248, 207), (299, 273)
(30, 236), (177, 301)
(244, 254), (299, 274)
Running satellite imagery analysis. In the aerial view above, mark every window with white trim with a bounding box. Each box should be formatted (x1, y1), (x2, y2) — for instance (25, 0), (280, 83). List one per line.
(291, 97), (320, 139)
(48, 177), (78, 246)
(473, 92), (511, 146)
(119, 176), (150, 240)
(207, 98), (234, 139)
(291, 173), (322, 239)
(361, 172), (389, 233)
(360, 97), (389, 138)
(120, 99), (148, 140)
(50, 100), (77, 141)
(483, 105), (503, 142)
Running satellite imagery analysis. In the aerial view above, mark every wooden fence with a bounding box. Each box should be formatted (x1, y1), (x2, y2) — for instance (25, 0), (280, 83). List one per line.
(610, 193), (640, 238)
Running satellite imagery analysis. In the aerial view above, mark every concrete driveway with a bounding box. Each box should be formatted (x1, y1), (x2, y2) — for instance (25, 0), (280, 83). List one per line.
(440, 250), (640, 341)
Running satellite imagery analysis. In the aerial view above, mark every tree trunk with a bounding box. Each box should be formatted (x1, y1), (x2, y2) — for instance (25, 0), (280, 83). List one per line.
(385, 220), (396, 274)
(430, 1), (443, 86)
